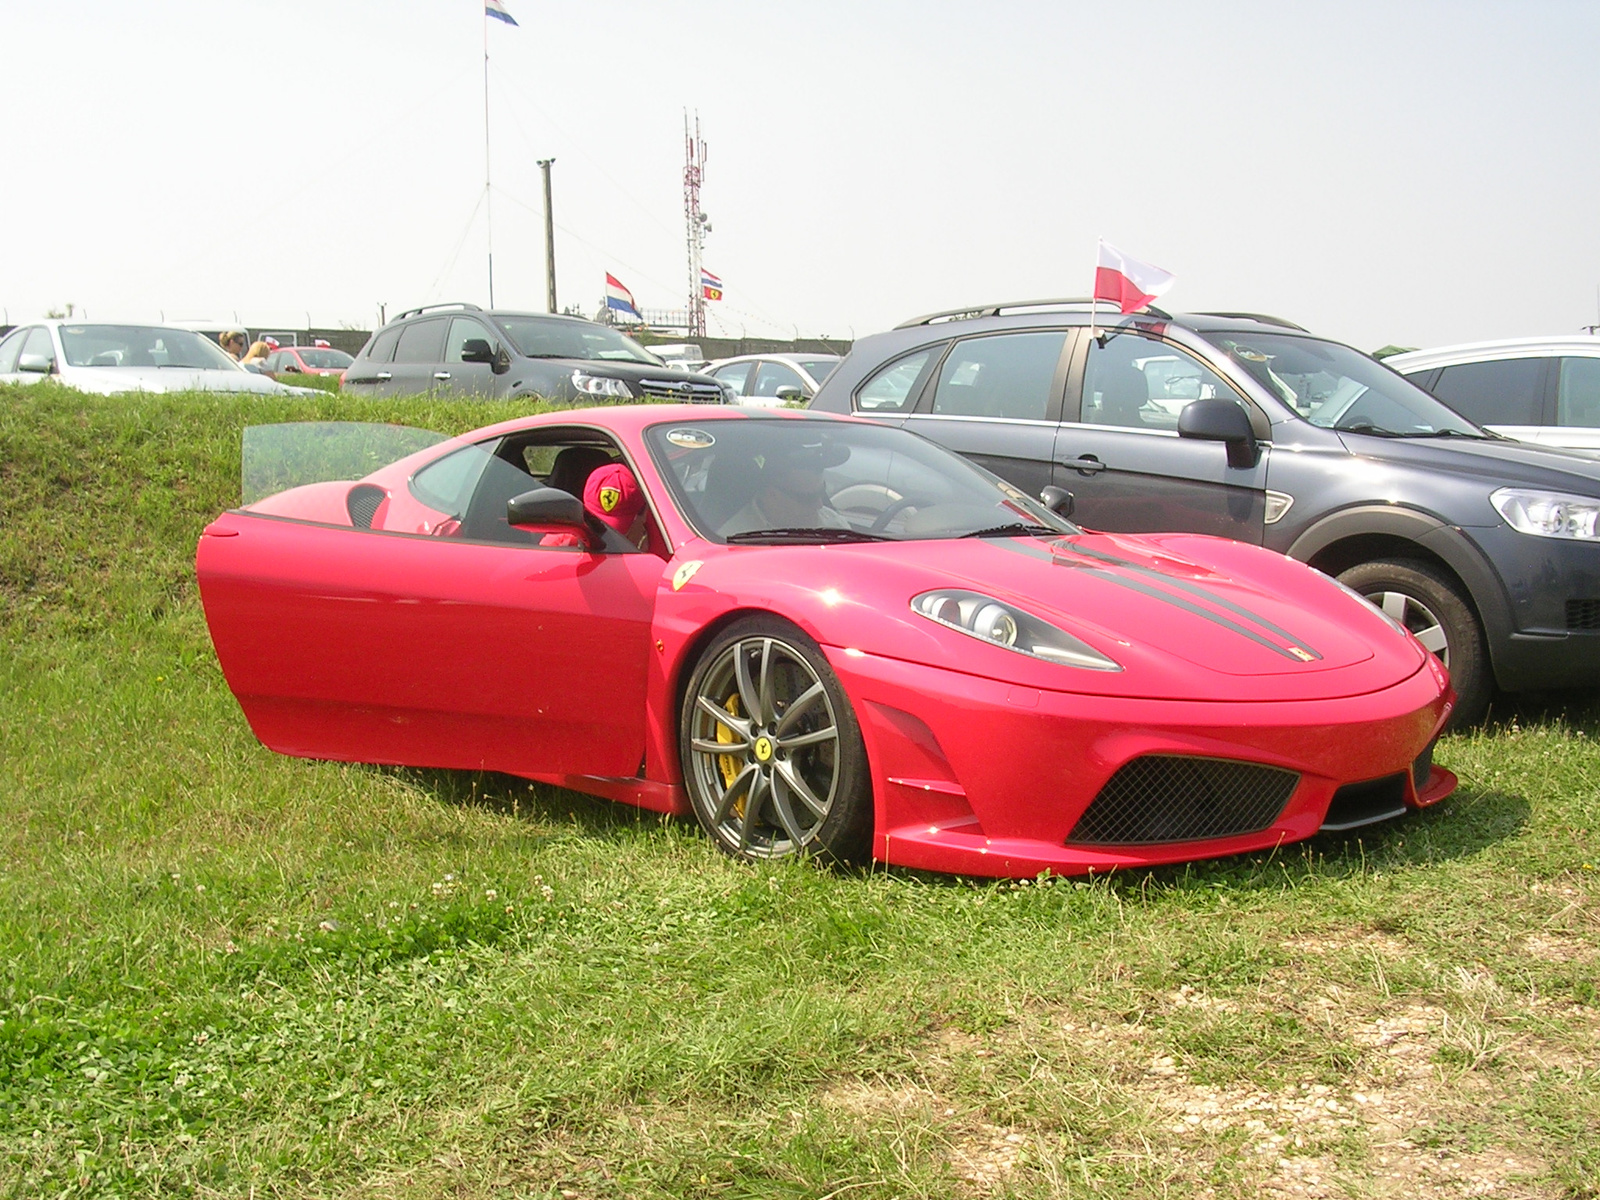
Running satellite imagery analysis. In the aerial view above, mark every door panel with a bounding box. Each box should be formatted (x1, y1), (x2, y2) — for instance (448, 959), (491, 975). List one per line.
(198, 516), (658, 777)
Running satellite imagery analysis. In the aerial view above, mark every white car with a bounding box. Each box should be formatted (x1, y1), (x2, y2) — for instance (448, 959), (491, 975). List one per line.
(1387, 337), (1600, 456)
(706, 353), (842, 406)
(0, 321), (319, 396)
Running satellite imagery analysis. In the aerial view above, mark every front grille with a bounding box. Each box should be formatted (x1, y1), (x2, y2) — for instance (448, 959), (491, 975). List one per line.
(346, 484), (386, 529)
(1567, 599), (1600, 631)
(638, 378), (726, 403)
(1320, 773), (1407, 833)
(1066, 756), (1299, 845)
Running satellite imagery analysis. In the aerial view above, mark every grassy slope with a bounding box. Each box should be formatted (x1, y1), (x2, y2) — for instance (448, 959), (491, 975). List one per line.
(0, 383), (1596, 1199)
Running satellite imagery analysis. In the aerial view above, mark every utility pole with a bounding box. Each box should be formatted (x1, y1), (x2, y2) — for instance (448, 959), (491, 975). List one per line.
(683, 112), (709, 337)
(538, 158), (557, 314)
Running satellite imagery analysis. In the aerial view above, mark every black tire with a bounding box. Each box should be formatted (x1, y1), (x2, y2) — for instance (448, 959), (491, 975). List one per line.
(1337, 558), (1490, 728)
(679, 616), (873, 864)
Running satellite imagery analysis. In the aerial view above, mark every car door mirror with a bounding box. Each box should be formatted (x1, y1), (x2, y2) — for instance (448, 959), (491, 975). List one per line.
(1178, 398), (1258, 469)
(460, 338), (495, 364)
(493, 346), (511, 375)
(1040, 486), (1075, 518)
(17, 353), (53, 374)
(281, 361), (302, 373)
(506, 487), (600, 546)
(774, 385), (803, 402)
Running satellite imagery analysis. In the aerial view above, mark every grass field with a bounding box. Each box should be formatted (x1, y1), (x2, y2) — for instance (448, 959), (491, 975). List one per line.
(1, 382), (1596, 1199)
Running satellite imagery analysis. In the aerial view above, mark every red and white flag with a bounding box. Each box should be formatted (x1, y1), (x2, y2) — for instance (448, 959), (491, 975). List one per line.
(1093, 241), (1175, 314)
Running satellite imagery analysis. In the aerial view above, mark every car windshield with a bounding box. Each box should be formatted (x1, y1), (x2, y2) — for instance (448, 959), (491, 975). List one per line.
(1199, 331), (1484, 437)
(299, 348), (353, 369)
(645, 417), (1078, 544)
(496, 317), (661, 365)
(58, 325), (240, 371)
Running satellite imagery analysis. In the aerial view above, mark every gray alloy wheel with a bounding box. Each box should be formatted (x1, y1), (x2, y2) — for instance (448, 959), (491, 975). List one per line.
(1338, 557), (1490, 729)
(680, 617), (871, 863)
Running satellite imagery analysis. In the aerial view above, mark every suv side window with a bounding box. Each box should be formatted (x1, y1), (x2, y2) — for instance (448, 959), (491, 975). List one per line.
(394, 319), (447, 364)
(365, 327), (402, 363)
(445, 317), (498, 363)
(753, 361), (804, 398)
(1431, 358), (1543, 426)
(930, 332), (1065, 421)
(855, 347), (938, 412)
(1557, 358), (1600, 427)
(1080, 333), (1236, 429)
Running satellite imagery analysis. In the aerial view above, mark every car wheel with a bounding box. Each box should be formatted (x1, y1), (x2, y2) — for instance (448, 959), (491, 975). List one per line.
(1337, 558), (1490, 728)
(680, 616), (872, 864)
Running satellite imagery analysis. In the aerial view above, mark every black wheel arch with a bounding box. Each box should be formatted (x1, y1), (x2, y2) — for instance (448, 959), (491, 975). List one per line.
(1287, 505), (1516, 688)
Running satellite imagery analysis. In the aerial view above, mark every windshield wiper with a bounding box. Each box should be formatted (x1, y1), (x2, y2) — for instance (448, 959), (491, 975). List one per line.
(1395, 428), (1487, 439)
(1332, 420), (1403, 437)
(724, 527), (894, 544)
(961, 522), (1060, 538)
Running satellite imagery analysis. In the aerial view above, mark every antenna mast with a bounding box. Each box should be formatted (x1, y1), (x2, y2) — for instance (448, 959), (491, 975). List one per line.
(684, 112), (709, 337)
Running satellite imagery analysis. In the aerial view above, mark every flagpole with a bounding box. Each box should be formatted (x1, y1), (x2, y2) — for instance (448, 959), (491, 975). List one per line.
(483, 8), (495, 308)
(1089, 240), (1099, 344)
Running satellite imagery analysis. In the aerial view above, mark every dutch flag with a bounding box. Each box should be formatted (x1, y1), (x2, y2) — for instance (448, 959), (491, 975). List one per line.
(486, 0), (517, 26)
(605, 273), (641, 320)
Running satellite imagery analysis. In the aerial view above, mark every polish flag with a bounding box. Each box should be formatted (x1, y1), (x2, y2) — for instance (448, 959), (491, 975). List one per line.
(1093, 241), (1175, 314)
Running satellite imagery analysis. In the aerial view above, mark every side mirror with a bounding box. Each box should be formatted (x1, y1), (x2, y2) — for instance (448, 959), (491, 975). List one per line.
(1040, 486), (1075, 518)
(281, 362), (302, 373)
(506, 487), (600, 547)
(18, 353), (52, 374)
(492, 346), (511, 375)
(1178, 398), (1258, 469)
(460, 338), (495, 365)
(774, 385), (803, 402)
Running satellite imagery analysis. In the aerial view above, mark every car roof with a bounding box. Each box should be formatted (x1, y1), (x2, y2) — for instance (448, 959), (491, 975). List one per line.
(462, 403), (855, 443)
(1386, 336), (1600, 371)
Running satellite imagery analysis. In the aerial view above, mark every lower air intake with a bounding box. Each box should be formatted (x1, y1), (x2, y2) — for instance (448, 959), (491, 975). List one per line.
(1067, 756), (1299, 845)
(1567, 599), (1600, 631)
(1320, 773), (1407, 833)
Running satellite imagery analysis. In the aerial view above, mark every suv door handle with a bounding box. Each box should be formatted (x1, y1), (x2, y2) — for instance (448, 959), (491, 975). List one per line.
(1062, 454), (1107, 475)
(376, 371), (392, 382)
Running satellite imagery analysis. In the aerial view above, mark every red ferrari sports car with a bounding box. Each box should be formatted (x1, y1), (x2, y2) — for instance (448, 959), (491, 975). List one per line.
(197, 406), (1456, 878)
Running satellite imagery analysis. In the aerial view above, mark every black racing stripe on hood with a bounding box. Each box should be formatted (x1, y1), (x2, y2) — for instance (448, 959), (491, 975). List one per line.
(986, 537), (1317, 663)
(1055, 542), (1322, 660)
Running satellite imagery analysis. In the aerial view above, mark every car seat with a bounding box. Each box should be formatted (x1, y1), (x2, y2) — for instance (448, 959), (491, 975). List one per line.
(1093, 363), (1150, 427)
(544, 445), (615, 498)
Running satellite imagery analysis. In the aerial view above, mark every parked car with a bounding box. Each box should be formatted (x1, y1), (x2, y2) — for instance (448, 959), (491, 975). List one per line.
(196, 406), (1453, 877)
(264, 344), (354, 383)
(0, 321), (318, 396)
(1387, 337), (1600, 455)
(342, 303), (730, 403)
(808, 301), (1600, 725)
(707, 353), (842, 406)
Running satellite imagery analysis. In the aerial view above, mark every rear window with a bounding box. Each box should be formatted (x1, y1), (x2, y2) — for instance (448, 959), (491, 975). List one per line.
(855, 347), (938, 412)
(394, 319), (447, 365)
(365, 327), (402, 363)
(1431, 358), (1544, 426)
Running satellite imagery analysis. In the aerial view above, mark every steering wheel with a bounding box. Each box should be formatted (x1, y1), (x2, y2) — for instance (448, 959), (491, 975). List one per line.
(869, 496), (918, 532)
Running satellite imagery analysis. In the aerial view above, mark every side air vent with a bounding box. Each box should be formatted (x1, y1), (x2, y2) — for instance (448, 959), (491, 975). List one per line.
(1567, 599), (1600, 631)
(1066, 756), (1299, 845)
(347, 484), (387, 529)
(1320, 773), (1407, 833)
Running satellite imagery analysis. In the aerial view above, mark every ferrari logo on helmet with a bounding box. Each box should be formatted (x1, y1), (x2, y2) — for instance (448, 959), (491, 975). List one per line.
(598, 486), (621, 513)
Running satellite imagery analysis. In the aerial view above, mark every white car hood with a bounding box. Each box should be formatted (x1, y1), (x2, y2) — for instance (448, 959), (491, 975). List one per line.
(60, 365), (294, 395)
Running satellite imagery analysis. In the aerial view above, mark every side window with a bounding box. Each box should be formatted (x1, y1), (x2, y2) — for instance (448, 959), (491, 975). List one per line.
(1080, 334), (1236, 430)
(393, 319), (447, 364)
(1556, 358), (1600, 428)
(855, 347), (937, 412)
(0, 328), (27, 373)
(262, 352), (282, 371)
(711, 362), (753, 395)
(409, 443), (495, 518)
(1431, 359), (1543, 426)
(444, 317), (497, 364)
(365, 327), (402, 363)
(753, 361), (805, 398)
(930, 332), (1066, 421)
(21, 326), (55, 367)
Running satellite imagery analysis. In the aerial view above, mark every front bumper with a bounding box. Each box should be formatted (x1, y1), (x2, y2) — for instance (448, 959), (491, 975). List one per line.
(1467, 525), (1600, 691)
(826, 648), (1454, 879)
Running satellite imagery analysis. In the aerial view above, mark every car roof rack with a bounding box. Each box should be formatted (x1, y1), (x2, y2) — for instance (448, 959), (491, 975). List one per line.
(894, 298), (1172, 329)
(1193, 311), (1307, 332)
(392, 301), (484, 322)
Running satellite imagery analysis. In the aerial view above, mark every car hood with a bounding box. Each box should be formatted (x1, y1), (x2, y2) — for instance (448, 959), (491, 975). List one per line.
(526, 358), (719, 385)
(1335, 430), (1600, 497)
(60, 366), (296, 396)
(674, 531), (1432, 703)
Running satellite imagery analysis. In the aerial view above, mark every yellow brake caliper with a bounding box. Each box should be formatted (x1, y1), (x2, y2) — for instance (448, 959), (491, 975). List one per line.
(716, 694), (747, 818)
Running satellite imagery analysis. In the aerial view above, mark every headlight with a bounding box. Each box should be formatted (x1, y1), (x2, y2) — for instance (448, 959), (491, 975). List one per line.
(911, 589), (1122, 671)
(1491, 488), (1600, 541)
(571, 370), (634, 399)
(719, 381), (739, 403)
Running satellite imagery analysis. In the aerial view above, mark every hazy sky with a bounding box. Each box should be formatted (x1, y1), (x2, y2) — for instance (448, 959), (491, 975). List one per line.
(4, 0), (1598, 352)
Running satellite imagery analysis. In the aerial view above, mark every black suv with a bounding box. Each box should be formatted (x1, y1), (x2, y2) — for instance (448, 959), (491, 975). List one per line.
(809, 300), (1600, 725)
(343, 304), (730, 404)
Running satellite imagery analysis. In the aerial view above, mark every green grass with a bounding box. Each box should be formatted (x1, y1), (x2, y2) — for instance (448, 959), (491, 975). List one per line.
(1, 382), (1597, 1197)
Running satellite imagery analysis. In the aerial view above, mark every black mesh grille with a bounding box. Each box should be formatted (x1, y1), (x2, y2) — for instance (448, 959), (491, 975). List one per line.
(1067, 756), (1299, 845)
(347, 484), (386, 529)
(1567, 599), (1600, 631)
(637, 378), (725, 403)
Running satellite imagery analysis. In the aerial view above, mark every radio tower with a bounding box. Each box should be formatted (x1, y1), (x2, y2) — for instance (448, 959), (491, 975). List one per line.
(684, 112), (709, 337)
